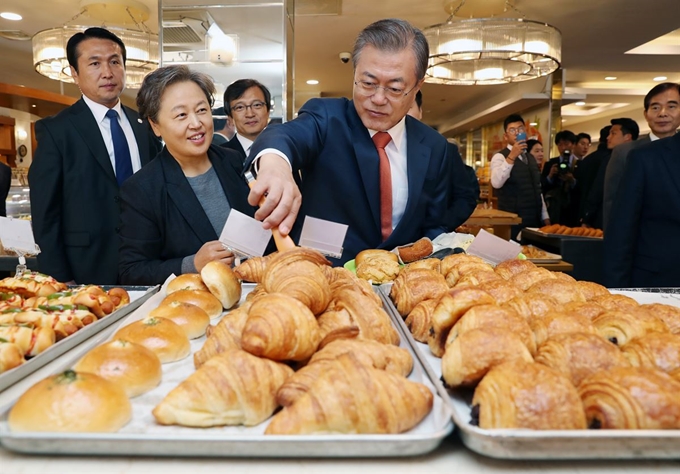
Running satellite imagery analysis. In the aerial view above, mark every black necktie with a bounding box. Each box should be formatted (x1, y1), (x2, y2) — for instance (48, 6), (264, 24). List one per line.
(106, 109), (133, 186)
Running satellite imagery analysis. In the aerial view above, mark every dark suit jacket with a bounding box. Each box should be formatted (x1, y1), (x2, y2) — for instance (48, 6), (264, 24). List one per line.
(602, 135), (651, 232)
(444, 142), (478, 230)
(118, 145), (256, 285)
(221, 135), (247, 164)
(28, 98), (161, 284)
(0, 161), (10, 217)
(247, 98), (451, 265)
(577, 145), (610, 222)
(603, 134), (680, 287)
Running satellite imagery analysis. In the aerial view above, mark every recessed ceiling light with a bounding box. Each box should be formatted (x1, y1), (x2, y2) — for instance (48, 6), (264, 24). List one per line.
(306, 79), (319, 85)
(604, 76), (617, 81)
(575, 101), (586, 106)
(0, 12), (22, 21)
(653, 76), (667, 81)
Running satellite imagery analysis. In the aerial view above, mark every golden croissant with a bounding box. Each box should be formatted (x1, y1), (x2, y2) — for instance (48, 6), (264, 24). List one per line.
(507, 267), (556, 291)
(641, 303), (680, 334)
(233, 255), (274, 283)
(471, 360), (586, 429)
(472, 279), (522, 305)
(530, 311), (597, 347)
(405, 298), (439, 343)
(193, 303), (250, 368)
(579, 367), (680, 429)
(325, 267), (381, 309)
(502, 293), (559, 321)
(276, 339), (413, 407)
(265, 352), (433, 435)
(389, 268), (448, 316)
(620, 332), (680, 373)
(241, 293), (321, 361)
(590, 293), (639, 312)
(153, 349), (293, 427)
(493, 259), (537, 280)
(439, 254), (486, 278)
(263, 259), (331, 315)
(593, 310), (669, 346)
(526, 280), (586, 305)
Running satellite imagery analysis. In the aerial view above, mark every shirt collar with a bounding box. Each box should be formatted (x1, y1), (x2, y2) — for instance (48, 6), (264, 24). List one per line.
(649, 132), (660, 141)
(82, 94), (123, 124)
(368, 116), (407, 153)
(236, 133), (254, 153)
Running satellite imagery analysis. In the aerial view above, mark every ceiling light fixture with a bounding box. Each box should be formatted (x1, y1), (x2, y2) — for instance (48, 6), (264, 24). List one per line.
(306, 79), (319, 85)
(423, 0), (561, 85)
(604, 76), (617, 81)
(1, 12), (23, 21)
(653, 76), (667, 81)
(32, 0), (158, 89)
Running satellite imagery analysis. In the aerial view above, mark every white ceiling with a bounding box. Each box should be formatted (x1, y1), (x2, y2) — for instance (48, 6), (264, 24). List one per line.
(1, 0), (680, 140)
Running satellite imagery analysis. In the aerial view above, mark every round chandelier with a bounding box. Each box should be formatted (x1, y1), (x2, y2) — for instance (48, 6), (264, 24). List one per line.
(423, 2), (561, 85)
(31, 1), (159, 89)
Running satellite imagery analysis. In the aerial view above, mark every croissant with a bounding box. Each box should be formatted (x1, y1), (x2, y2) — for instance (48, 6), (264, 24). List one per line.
(503, 294), (559, 321)
(245, 284), (268, 303)
(590, 294), (639, 312)
(325, 268), (381, 308)
(401, 258), (441, 274)
(534, 332), (629, 386)
(526, 280), (586, 305)
(530, 311), (597, 347)
(233, 254), (274, 283)
(442, 327), (533, 388)
(561, 301), (606, 321)
(153, 349), (293, 427)
(318, 289), (399, 347)
(494, 259), (537, 280)
(428, 287), (496, 357)
(574, 281), (610, 301)
(445, 304), (537, 355)
(241, 293), (321, 361)
(276, 339), (413, 406)
(471, 360), (587, 429)
(263, 258), (331, 315)
(389, 268), (448, 316)
(193, 303), (250, 368)
(620, 332), (680, 373)
(265, 352), (433, 435)
(553, 272), (576, 282)
(578, 367), (680, 429)
(454, 269), (503, 288)
(509, 267), (556, 291)
(440, 254), (486, 278)
(671, 368), (680, 383)
(472, 279), (523, 305)
(641, 303), (680, 334)
(405, 298), (439, 343)
(593, 310), (669, 346)
(445, 262), (495, 287)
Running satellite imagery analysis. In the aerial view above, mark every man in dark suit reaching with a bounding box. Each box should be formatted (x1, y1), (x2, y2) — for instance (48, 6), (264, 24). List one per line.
(28, 27), (161, 284)
(245, 19), (451, 265)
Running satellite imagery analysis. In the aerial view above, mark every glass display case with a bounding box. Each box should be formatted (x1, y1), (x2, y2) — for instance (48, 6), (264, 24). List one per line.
(5, 186), (31, 219)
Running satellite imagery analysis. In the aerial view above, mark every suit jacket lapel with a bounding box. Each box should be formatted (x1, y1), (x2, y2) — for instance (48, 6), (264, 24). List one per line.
(209, 146), (252, 214)
(347, 101), (381, 232)
(161, 148), (217, 243)
(659, 134), (680, 196)
(68, 99), (117, 184)
(123, 105), (152, 165)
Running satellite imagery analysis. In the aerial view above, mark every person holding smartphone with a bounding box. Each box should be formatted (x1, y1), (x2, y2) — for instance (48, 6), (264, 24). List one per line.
(490, 114), (549, 240)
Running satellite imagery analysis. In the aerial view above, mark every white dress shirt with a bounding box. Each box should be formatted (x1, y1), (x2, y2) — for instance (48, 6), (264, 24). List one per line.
(236, 133), (254, 156)
(82, 94), (142, 175)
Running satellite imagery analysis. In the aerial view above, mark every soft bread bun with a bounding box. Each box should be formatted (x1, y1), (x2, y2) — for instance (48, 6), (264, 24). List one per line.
(355, 249), (398, 266)
(397, 238), (434, 263)
(160, 289), (222, 319)
(74, 340), (162, 398)
(114, 317), (190, 363)
(149, 301), (210, 339)
(200, 261), (242, 310)
(166, 274), (209, 294)
(9, 370), (131, 432)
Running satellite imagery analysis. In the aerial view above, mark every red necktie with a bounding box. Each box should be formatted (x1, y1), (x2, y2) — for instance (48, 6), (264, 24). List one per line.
(372, 131), (392, 241)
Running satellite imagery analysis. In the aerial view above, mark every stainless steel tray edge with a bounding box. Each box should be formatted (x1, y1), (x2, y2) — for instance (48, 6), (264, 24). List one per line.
(0, 285), (159, 394)
(376, 285), (680, 460)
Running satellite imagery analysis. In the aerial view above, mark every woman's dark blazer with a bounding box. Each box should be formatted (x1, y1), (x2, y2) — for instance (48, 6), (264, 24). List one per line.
(118, 145), (255, 285)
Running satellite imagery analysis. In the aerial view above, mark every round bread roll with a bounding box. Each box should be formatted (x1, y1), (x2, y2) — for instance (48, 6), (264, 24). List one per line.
(166, 274), (209, 294)
(200, 261), (242, 310)
(74, 340), (162, 398)
(9, 370), (131, 432)
(355, 249), (398, 266)
(160, 289), (222, 319)
(149, 301), (210, 339)
(114, 317), (190, 363)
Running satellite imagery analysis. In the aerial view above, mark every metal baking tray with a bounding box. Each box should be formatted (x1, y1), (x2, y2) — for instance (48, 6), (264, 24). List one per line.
(0, 283), (453, 458)
(0, 286), (158, 393)
(378, 285), (680, 460)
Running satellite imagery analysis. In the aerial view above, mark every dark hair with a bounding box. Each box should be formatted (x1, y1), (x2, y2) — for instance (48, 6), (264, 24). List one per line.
(352, 19), (429, 81)
(555, 130), (577, 145)
(576, 132), (591, 143)
(212, 106), (227, 131)
(644, 82), (680, 110)
(414, 90), (423, 109)
(503, 114), (524, 131)
(66, 27), (127, 73)
(597, 125), (612, 150)
(526, 139), (542, 154)
(136, 65), (215, 123)
(610, 118), (640, 140)
(223, 79), (272, 116)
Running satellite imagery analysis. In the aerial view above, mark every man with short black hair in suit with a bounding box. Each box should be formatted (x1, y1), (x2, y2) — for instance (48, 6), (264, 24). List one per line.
(244, 19), (451, 265)
(28, 27), (161, 284)
(603, 83), (680, 231)
(541, 130), (579, 225)
(222, 79), (271, 163)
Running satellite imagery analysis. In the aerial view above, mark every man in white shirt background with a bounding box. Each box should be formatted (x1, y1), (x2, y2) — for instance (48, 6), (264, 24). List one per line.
(222, 79), (271, 163)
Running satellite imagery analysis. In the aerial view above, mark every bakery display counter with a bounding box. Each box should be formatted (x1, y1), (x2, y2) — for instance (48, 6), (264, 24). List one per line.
(462, 208), (522, 241)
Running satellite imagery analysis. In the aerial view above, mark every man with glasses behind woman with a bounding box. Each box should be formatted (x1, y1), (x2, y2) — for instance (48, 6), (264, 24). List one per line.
(490, 114), (549, 240)
(242, 18), (452, 265)
(222, 79), (272, 162)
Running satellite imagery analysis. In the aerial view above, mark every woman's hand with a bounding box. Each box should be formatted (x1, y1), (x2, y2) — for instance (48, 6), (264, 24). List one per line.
(193, 241), (235, 272)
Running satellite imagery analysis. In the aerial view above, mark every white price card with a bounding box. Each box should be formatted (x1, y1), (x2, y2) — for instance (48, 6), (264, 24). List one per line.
(299, 216), (348, 259)
(218, 210), (272, 258)
(466, 229), (521, 266)
(0, 217), (40, 254)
